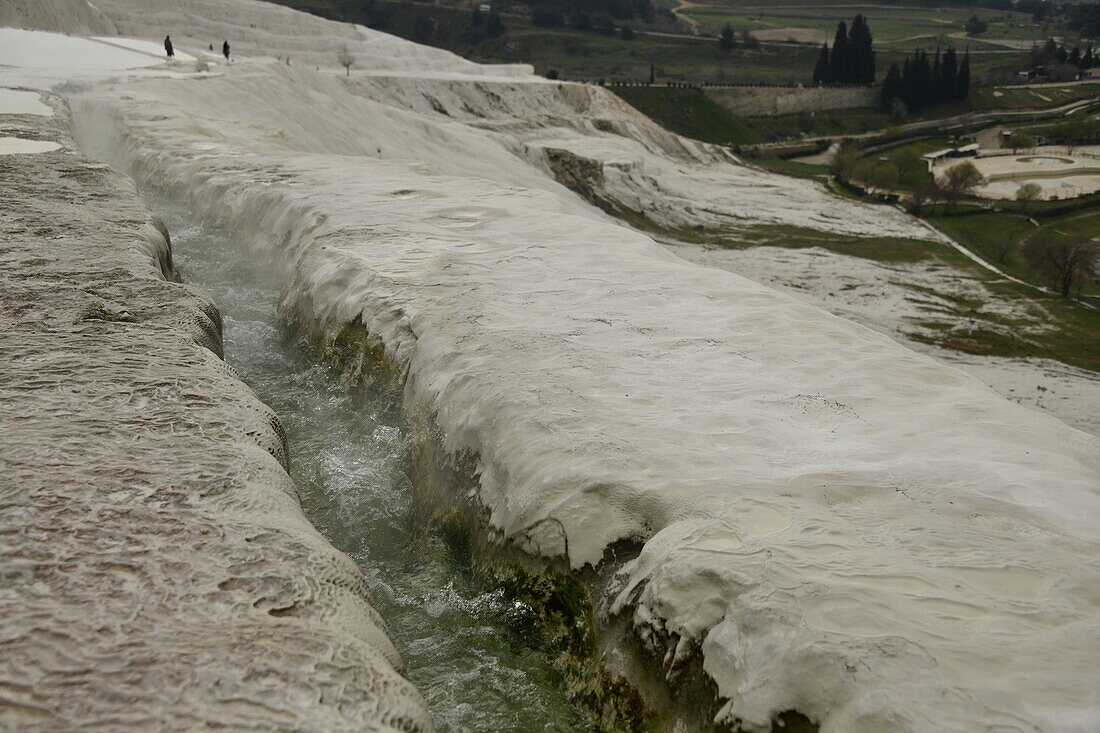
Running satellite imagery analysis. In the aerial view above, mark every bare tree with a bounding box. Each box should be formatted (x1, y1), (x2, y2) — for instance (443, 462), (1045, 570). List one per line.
(889, 97), (908, 119)
(991, 237), (1015, 264)
(830, 143), (860, 180)
(936, 161), (985, 210)
(905, 181), (938, 216)
(1015, 182), (1042, 215)
(890, 147), (922, 182)
(1023, 232), (1099, 298)
(337, 45), (354, 77)
(1064, 116), (1087, 156)
(868, 162), (899, 194)
(1004, 132), (1034, 153)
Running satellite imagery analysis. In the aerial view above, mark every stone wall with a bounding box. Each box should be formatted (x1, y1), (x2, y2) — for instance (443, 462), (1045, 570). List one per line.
(703, 85), (879, 117)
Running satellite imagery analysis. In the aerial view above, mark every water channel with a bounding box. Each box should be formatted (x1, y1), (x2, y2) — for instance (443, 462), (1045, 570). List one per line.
(153, 196), (585, 732)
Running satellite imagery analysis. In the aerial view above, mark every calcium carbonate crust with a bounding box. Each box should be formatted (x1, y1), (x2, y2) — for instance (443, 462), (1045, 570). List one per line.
(0, 102), (431, 732)
(27, 1), (1100, 729)
(74, 75), (1100, 733)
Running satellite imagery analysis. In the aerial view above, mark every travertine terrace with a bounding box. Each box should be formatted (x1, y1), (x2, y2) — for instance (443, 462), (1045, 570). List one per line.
(3, 1), (1100, 731)
(0, 98), (430, 731)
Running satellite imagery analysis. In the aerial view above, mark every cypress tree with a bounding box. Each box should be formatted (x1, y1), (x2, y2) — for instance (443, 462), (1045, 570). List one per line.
(942, 46), (958, 103)
(850, 14), (875, 84)
(901, 56), (913, 110)
(719, 23), (736, 53)
(1043, 38), (1059, 64)
(813, 42), (832, 84)
(891, 46), (970, 113)
(822, 16), (877, 84)
(486, 11), (504, 38)
(881, 62), (902, 111)
(912, 50), (932, 110)
(957, 49), (971, 101)
(933, 48), (942, 101)
(831, 21), (849, 83)
(863, 17), (876, 83)
(921, 51), (934, 108)
(847, 16), (863, 83)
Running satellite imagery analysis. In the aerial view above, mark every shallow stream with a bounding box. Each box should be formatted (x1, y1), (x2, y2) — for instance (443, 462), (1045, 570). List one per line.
(153, 197), (584, 732)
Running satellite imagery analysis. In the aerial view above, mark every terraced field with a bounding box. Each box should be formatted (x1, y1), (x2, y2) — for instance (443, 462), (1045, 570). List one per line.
(672, 0), (1046, 50)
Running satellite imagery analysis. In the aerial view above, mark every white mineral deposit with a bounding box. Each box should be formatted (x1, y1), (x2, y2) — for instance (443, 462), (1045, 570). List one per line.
(3, 0), (1098, 732)
(0, 136), (61, 154)
(0, 87), (52, 116)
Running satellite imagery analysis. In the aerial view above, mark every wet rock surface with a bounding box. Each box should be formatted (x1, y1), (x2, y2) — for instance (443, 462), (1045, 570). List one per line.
(0, 109), (431, 732)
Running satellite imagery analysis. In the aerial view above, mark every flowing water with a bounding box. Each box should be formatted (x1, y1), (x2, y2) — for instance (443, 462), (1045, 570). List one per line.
(154, 197), (585, 732)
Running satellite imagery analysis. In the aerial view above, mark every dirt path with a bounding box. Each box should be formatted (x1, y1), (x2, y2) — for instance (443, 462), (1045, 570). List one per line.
(671, 0), (704, 34)
(746, 97), (1100, 152)
(947, 31), (1050, 49)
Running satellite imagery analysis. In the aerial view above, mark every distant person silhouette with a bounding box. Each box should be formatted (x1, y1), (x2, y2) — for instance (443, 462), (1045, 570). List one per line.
(223, 41), (230, 61)
(164, 35), (174, 58)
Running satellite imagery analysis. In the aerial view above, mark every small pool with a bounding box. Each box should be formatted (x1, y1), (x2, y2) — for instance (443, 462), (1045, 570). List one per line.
(982, 173), (1100, 199)
(1017, 156), (1074, 166)
(985, 178), (1065, 192)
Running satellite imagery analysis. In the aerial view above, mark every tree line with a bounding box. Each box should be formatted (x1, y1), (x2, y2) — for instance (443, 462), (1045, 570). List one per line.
(832, 142), (985, 211)
(881, 47), (970, 114)
(718, 24), (759, 52)
(812, 15), (875, 85)
(1029, 38), (1098, 71)
(1067, 2), (1100, 38)
(530, 0), (654, 27)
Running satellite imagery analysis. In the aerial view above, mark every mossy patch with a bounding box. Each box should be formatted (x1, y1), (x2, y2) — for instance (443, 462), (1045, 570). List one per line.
(424, 510), (655, 731)
(727, 224), (942, 264)
(488, 562), (650, 730)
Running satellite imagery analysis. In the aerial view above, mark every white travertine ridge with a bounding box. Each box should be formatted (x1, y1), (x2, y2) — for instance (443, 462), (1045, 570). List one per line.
(6, 1), (1100, 731)
(0, 101), (431, 731)
(0, 0), (117, 36)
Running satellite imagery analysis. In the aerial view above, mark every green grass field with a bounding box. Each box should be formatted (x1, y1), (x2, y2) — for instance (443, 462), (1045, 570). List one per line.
(752, 157), (830, 177)
(610, 89), (902, 143)
(928, 208), (1100, 298)
(969, 84), (1100, 110)
(724, 220), (1100, 371)
(609, 86), (764, 143)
